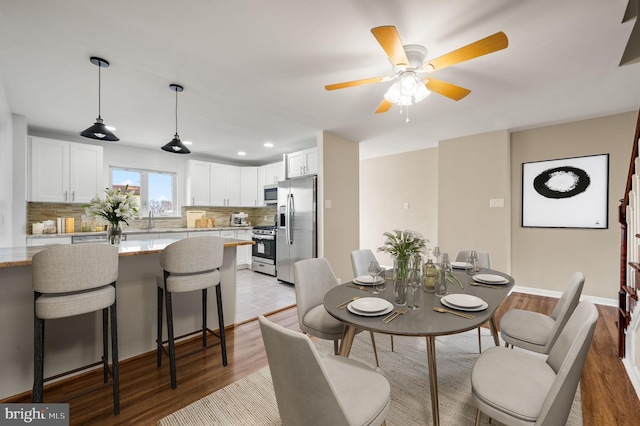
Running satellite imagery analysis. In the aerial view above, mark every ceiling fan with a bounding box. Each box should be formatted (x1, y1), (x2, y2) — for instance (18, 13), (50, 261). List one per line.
(325, 26), (508, 114)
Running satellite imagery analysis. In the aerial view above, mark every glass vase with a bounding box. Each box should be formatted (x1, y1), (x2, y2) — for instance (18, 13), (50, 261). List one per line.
(393, 256), (409, 306)
(108, 224), (122, 246)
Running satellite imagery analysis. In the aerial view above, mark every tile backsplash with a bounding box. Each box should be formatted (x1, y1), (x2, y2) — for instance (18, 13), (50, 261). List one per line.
(27, 202), (277, 234)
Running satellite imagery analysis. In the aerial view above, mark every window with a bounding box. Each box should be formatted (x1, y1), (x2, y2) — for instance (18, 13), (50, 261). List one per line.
(111, 168), (177, 216)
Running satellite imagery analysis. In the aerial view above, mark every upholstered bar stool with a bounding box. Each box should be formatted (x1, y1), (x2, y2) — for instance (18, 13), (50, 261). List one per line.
(157, 236), (227, 389)
(32, 244), (120, 415)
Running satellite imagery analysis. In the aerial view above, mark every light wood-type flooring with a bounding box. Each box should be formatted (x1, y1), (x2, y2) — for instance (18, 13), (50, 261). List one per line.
(3, 293), (640, 425)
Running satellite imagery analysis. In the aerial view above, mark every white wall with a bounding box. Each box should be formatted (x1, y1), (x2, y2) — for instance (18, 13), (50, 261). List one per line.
(11, 115), (27, 246)
(318, 131), (360, 282)
(360, 148), (438, 268)
(0, 77), (12, 247)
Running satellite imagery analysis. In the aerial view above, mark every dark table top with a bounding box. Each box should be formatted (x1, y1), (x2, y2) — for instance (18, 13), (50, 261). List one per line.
(324, 268), (514, 337)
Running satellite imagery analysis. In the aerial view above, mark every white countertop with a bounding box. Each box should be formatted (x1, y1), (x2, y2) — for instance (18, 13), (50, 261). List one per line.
(27, 226), (254, 239)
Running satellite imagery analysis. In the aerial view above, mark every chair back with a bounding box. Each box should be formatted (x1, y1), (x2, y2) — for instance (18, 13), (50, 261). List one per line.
(258, 316), (349, 425)
(454, 249), (492, 269)
(545, 272), (585, 350)
(33, 244), (118, 293)
(537, 301), (598, 425)
(160, 236), (224, 274)
(350, 249), (377, 277)
(293, 258), (339, 322)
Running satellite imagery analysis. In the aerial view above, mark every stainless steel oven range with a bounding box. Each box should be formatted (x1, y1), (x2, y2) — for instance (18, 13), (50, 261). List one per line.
(251, 226), (276, 276)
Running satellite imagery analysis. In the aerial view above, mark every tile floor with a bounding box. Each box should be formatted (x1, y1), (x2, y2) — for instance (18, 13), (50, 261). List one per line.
(234, 269), (296, 324)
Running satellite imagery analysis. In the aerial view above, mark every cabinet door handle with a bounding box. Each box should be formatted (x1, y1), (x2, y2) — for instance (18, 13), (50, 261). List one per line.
(72, 191), (75, 201)
(192, 197), (195, 205)
(64, 191), (68, 201)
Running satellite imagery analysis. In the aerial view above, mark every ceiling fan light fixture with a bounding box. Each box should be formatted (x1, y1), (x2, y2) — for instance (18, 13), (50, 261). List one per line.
(81, 57), (119, 142)
(414, 83), (431, 102)
(400, 72), (418, 96)
(161, 83), (190, 154)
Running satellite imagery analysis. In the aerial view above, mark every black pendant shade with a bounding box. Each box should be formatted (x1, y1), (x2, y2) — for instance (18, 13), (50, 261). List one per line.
(81, 57), (119, 142)
(161, 84), (190, 154)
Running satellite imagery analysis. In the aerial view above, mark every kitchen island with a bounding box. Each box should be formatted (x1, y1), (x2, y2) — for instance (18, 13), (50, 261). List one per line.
(0, 237), (253, 400)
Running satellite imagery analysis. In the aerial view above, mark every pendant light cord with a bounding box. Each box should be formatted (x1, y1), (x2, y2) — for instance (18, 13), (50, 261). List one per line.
(97, 63), (101, 119)
(175, 88), (178, 135)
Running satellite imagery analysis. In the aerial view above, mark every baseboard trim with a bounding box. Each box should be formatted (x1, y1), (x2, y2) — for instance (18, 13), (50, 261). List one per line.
(510, 285), (617, 307)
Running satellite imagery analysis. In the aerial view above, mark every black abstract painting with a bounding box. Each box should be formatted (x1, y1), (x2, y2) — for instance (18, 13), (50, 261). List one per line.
(522, 154), (609, 228)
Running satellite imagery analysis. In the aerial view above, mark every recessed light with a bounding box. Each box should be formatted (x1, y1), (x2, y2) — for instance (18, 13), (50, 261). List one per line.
(264, 142), (273, 148)
(183, 140), (193, 145)
(238, 151), (246, 156)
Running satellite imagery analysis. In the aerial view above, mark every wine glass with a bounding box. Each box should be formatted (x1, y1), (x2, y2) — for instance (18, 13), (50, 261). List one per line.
(433, 246), (441, 265)
(407, 269), (421, 310)
(467, 250), (479, 276)
(368, 261), (382, 295)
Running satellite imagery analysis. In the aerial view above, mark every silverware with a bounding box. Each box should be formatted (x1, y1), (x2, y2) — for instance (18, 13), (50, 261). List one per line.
(345, 284), (368, 291)
(383, 308), (408, 323)
(433, 306), (475, 319)
(468, 282), (498, 289)
(336, 297), (359, 309)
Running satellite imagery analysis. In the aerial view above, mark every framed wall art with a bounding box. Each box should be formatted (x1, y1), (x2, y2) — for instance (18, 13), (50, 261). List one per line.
(522, 154), (609, 229)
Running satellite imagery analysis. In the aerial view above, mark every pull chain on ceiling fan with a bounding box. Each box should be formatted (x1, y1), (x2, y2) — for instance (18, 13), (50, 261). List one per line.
(325, 26), (508, 115)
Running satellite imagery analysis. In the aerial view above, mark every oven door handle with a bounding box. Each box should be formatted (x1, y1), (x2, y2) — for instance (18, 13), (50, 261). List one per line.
(252, 235), (275, 240)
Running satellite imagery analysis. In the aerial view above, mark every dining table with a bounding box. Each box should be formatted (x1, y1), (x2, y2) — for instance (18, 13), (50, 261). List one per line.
(323, 268), (515, 426)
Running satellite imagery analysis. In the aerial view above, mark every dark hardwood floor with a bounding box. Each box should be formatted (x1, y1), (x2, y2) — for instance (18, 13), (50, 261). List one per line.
(3, 294), (639, 425)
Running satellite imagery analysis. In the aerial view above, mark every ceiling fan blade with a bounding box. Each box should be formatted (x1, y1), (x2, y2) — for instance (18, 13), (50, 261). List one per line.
(325, 76), (387, 91)
(371, 26), (410, 67)
(423, 32), (508, 72)
(425, 78), (471, 101)
(375, 99), (393, 114)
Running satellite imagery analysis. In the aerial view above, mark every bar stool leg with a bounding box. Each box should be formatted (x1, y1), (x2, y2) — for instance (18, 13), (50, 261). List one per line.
(165, 290), (177, 389)
(102, 308), (108, 384)
(33, 314), (44, 403)
(157, 286), (164, 367)
(110, 300), (120, 415)
(215, 284), (227, 366)
(202, 288), (207, 347)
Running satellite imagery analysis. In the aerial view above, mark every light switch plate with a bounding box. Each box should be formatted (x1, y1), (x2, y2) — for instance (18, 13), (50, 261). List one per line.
(489, 198), (504, 208)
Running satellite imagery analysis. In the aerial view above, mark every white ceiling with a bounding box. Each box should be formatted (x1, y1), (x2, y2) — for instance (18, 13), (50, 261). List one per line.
(0, 0), (638, 165)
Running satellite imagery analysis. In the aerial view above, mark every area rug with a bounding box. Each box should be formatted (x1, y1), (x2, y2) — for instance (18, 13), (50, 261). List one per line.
(158, 328), (582, 425)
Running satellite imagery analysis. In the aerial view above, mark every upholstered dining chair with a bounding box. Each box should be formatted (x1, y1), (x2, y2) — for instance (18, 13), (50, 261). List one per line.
(471, 301), (598, 425)
(500, 272), (585, 354)
(350, 249), (395, 352)
(32, 244), (120, 414)
(259, 315), (391, 426)
(455, 249), (492, 352)
(294, 257), (381, 366)
(157, 236), (227, 389)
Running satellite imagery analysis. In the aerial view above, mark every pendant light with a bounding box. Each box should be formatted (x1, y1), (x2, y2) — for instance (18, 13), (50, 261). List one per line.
(80, 57), (119, 141)
(161, 84), (190, 154)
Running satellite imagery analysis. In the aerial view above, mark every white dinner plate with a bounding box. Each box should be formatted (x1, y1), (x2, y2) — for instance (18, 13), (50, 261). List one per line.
(350, 297), (391, 313)
(441, 298), (488, 312)
(473, 274), (509, 285)
(347, 302), (394, 317)
(443, 294), (484, 309)
(451, 261), (471, 269)
(354, 275), (384, 286)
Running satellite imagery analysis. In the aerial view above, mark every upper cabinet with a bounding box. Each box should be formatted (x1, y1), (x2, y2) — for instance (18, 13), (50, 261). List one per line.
(264, 161), (284, 185)
(29, 136), (103, 203)
(240, 167), (258, 207)
(186, 160), (211, 206)
(210, 163), (240, 206)
(286, 147), (317, 178)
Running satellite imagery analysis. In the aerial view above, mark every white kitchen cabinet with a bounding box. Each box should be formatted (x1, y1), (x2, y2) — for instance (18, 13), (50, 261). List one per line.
(210, 164), (241, 206)
(286, 147), (317, 178)
(235, 229), (252, 269)
(265, 161), (284, 184)
(29, 136), (103, 203)
(27, 236), (72, 246)
(240, 167), (258, 207)
(186, 160), (211, 206)
(187, 230), (220, 237)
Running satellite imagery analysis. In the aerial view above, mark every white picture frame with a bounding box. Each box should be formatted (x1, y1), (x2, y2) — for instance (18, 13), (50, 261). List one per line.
(522, 154), (609, 229)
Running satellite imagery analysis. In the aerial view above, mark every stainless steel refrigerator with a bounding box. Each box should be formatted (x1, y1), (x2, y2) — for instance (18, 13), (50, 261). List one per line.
(276, 175), (317, 284)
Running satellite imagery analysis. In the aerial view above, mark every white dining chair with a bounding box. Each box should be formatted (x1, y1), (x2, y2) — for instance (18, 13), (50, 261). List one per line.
(294, 257), (381, 366)
(455, 249), (492, 352)
(472, 301), (598, 425)
(259, 315), (391, 426)
(351, 249), (395, 352)
(500, 272), (584, 354)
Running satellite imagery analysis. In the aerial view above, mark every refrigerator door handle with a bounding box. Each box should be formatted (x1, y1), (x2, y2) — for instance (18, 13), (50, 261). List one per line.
(287, 193), (294, 244)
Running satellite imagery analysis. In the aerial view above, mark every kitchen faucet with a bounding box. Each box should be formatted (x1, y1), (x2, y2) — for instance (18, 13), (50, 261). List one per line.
(147, 210), (154, 230)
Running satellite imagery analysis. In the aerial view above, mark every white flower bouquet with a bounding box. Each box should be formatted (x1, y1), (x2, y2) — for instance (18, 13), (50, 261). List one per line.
(85, 185), (139, 229)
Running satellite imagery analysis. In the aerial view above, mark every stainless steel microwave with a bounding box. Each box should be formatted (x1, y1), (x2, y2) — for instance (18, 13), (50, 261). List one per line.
(264, 185), (278, 205)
